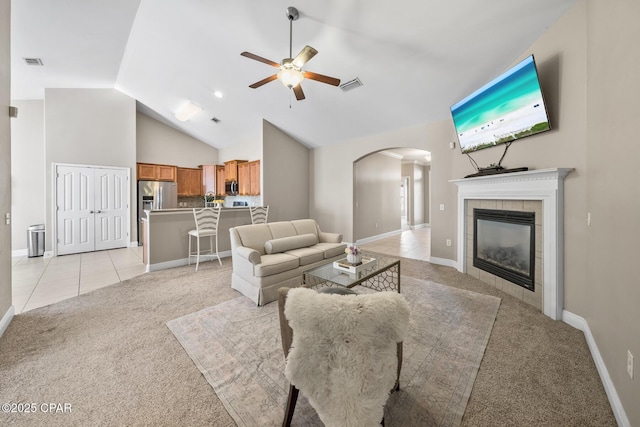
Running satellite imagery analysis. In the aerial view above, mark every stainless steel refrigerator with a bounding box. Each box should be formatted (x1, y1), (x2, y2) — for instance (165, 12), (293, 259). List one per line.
(137, 181), (178, 244)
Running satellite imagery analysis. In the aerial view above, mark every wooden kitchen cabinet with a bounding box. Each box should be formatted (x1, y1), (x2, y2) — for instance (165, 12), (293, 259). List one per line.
(137, 163), (177, 182)
(224, 160), (247, 182)
(177, 167), (203, 196)
(238, 160), (261, 196)
(200, 165), (217, 194)
(249, 160), (260, 195)
(237, 162), (250, 195)
(216, 165), (226, 195)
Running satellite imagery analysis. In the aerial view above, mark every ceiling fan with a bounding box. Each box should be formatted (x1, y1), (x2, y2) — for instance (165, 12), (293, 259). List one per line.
(240, 6), (340, 101)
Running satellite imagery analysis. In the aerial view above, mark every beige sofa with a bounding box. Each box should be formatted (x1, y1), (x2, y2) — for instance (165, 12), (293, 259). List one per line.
(229, 219), (346, 305)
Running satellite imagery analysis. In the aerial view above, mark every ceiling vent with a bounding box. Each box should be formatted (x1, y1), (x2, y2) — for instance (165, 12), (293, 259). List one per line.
(211, 117), (221, 124)
(23, 57), (43, 66)
(340, 77), (363, 92)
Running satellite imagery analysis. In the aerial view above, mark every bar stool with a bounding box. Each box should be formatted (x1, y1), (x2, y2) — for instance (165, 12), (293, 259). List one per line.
(188, 207), (222, 271)
(249, 205), (269, 224)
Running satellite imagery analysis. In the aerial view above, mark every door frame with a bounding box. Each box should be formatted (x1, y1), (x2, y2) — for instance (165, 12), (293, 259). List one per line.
(52, 163), (131, 257)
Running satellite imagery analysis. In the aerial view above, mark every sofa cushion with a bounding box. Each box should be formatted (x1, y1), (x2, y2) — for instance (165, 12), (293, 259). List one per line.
(267, 221), (298, 239)
(235, 224), (273, 255)
(255, 253), (300, 277)
(265, 233), (319, 254)
(314, 242), (348, 259)
(284, 247), (324, 266)
(291, 219), (320, 237)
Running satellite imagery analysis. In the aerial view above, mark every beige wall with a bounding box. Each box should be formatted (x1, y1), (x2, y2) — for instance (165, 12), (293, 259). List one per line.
(450, 0), (589, 309)
(0, 0), (11, 323)
(44, 88), (137, 250)
(10, 100), (44, 252)
(310, 1), (638, 421)
(136, 112), (218, 168)
(354, 153), (401, 240)
(311, 120), (455, 260)
(401, 161), (429, 227)
(585, 0), (640, 424)
(262, 120), (309, 222)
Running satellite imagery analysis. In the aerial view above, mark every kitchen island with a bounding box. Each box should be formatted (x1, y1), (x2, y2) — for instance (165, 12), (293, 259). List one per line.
(141, 207), (252, 272)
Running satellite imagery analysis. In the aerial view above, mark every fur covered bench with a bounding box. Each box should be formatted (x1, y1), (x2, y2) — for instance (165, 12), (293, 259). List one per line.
(229, 219), (346, 305)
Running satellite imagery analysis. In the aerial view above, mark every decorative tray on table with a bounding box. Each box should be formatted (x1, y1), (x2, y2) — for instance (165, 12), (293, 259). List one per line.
(333, 256), (377, 274)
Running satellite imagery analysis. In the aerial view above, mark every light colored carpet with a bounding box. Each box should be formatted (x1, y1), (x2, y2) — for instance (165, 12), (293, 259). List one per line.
(167, 277), (501, 426)
(0, 256), (617, 426)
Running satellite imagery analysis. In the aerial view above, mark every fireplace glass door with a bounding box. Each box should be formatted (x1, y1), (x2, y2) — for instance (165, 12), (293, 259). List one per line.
(473, 209), (535, 291)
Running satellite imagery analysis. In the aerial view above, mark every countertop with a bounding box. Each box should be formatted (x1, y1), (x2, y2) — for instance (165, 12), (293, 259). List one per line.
(146, 206), (251, 214)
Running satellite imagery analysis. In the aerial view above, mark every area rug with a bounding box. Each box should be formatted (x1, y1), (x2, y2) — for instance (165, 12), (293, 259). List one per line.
(167, 277), (501, 426)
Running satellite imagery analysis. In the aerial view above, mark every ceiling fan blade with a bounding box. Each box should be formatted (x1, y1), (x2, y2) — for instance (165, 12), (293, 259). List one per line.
(249, 74), (278, 88)
(293, 84), (306, 101)
(292, 45), (318, 68)
(303, 71), (341, 86)
(240, 51), (280, 68)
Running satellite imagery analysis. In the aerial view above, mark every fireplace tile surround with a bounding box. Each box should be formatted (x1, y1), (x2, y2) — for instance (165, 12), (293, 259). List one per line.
(451, 168), (573, 320)
(467, 199), (543, 309)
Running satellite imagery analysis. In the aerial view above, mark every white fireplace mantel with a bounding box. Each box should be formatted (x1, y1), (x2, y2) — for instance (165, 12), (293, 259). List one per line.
(451, 168), (573, 320)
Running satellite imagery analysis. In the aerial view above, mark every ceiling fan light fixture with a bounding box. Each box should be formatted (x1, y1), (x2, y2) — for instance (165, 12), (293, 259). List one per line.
(277, 66), (304, 88)
(175, 101), (201, 122)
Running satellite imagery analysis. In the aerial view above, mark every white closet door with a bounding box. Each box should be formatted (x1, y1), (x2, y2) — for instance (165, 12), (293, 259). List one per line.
(94, 168), (129, 251)
(56, 165), (129, 255)
(56, 166), (95, 255)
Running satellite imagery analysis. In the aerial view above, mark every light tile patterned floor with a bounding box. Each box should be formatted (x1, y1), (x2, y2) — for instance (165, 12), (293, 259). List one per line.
(10, 227), (430, 314)
(359, 226), (431, 261)
(11, 246), (146, 314)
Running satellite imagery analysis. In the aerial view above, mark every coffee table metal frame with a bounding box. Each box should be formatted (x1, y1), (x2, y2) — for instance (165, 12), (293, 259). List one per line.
(303, 253), (401, 294)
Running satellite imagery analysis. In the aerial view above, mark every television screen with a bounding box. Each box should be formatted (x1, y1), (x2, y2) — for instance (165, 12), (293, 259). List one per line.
(450, 55), (550, 154)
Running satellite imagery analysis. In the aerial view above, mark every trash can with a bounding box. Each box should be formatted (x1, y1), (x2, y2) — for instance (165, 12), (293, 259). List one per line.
(27, 224), (45, 258)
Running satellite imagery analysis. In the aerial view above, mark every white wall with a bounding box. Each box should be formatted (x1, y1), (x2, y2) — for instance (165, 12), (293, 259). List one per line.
(10, 100), (44, 252)
(0, 0), (12, 326)
(44, 88), (137, 251)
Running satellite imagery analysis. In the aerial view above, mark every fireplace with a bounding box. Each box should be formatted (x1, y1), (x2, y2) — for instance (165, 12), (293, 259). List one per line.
(451, 168), (573, 320)
(473, 209), (535, 291)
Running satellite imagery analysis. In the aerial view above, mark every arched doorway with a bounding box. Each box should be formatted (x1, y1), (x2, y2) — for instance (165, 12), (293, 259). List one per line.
(353, 148), (431, 260)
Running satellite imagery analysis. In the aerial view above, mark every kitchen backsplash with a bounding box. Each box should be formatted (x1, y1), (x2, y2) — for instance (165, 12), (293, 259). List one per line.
(177, 195), (262, 208)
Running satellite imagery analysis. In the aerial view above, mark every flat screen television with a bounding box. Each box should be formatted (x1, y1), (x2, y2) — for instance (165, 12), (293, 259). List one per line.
(450, 55), (550, 155)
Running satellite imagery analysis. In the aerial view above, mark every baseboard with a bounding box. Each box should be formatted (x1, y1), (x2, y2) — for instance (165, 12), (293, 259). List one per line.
(0, 305), (15, 338)
(11, 249), (28, 257)
(147, 251), (231, 272)
(562, 310), (630, 427)
(428, 256), (458, 268)
(355, 229), (403, 245)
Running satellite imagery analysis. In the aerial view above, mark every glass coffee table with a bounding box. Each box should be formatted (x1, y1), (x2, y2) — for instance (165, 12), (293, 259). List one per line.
(303, 253), (401, 293)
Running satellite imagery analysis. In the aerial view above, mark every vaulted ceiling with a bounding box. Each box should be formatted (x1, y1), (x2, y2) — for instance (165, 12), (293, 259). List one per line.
(11, 0), (576, 151)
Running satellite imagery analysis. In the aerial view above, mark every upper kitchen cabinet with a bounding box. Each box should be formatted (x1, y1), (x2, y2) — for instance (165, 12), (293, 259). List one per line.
(216, 165), (225, 195)
(249, 160), (260, 195)
(177, 167), (203, 196)
(137, 162), (177, 182)
(238, 160), (261, 195)
(224, 160), (247, 182)
(201, 165), (217, 194)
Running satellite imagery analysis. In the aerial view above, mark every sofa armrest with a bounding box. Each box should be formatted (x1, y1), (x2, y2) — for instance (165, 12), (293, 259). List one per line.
(318, 231), (343, 243)
(236, 246), (262, 265)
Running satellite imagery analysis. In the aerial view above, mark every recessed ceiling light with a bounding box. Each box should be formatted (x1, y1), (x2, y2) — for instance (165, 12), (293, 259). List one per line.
(213, 91), (223, 98)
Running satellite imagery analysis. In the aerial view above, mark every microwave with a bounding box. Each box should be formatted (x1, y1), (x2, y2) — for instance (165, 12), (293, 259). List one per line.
(225, 180), (238, 195)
